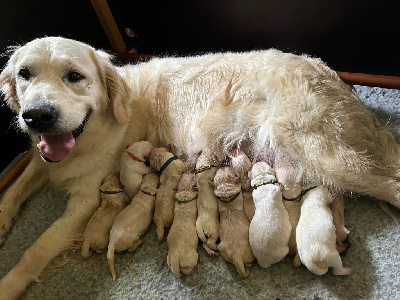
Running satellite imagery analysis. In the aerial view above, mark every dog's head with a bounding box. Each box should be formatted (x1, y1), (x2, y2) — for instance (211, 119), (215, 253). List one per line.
(0, 36), (130, 162)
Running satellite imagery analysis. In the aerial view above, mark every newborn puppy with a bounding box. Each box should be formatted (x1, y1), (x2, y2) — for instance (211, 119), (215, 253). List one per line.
(120, 141), (154, 197)
(214, 167), (255, 278)
(296, 186), (352, 275)
(81, 172), (130, 258)
(107, 172), (159, 280)
(248, 162), (291, 268)
(149, 147), (187, 241)
(167, 172), (199, 278)
(275, 164), (302, 267)
(231, 149), (255, 221)
(195, 148), (221, 256)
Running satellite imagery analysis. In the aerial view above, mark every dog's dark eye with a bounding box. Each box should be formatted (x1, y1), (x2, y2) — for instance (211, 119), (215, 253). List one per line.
(18, 68), (31, 80)
(67, 71), (85, 83)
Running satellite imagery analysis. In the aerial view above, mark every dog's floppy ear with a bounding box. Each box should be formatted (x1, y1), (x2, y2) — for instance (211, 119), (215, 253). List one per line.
(0, 47), (20, 113)
(92, 50), (130, 125)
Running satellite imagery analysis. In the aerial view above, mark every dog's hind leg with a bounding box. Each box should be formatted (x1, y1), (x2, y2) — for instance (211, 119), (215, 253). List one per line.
(329, 194), (350, 247)
(0, 184), (100, 300)
(0, 152), (48, 245)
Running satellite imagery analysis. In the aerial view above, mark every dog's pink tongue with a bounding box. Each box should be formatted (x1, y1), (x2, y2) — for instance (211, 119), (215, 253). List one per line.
(37, 133), (75, 162)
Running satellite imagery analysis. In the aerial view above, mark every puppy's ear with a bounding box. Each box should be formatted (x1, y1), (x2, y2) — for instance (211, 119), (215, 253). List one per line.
(92, 50), (130, 125)
(0, 48), (20, 113)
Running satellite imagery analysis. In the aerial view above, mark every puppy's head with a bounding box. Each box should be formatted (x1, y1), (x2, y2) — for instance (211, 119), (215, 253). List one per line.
(175, 172), (198, 202)
(248, 161), (276, 186)
(0, 36), (130, 162)
(213, 167), (241, 200)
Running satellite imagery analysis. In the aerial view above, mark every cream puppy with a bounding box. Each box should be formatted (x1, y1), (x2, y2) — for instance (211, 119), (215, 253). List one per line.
(195, 148), (221, 256)
(81, 172), (131, 258)
(167, 172), (199, 278)
(248, 162), (291, 268)
(120, 141), (154, 198)
(275, 165), (302, 267)
(107, 172), (159, 280)
(214, 167), (255, 278)
(231, 149), (255, 221)
(296, 186), (352, 275)
(149, 147), (187, 241)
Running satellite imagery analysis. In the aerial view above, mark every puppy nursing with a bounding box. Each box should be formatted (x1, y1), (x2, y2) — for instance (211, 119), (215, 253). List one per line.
(120, 141), (154, 197)
(149, 147), (187, 241)
(231, 149), (255, 221)
(214, 166), (255, 278)
(195, 148), (221, 256)
(248, 162), (291, 268)
(296, 186), (352, 275)
(107, 172), (159, 280)
(167, 172), (199, 278)
(81, 172), (131, 258)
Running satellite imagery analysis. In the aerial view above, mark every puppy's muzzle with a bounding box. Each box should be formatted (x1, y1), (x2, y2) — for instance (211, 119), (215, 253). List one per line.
(22, 103), (59, 132)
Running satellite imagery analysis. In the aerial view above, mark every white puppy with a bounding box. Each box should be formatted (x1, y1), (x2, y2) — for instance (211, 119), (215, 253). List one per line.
(120, 141), (154, 197)
(214, 167), (255, 278)
(275, 164), (303, 267)
(248, 162), (291, 268)
(107, 172), (159, 281)
(231, 149), (255, 221)
(81, 172), (130, 258)
(195, 148), (221, 256)
(149, 147), (187, 241)
(296, 186), (352, 275)
(167, 172), (199, 278)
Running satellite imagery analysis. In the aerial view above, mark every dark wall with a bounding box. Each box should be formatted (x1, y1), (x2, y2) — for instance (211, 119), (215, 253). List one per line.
(1, 0), (399, 171)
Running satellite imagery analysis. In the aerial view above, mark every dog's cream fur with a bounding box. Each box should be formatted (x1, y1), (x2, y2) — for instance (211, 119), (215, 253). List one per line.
(248, 162), (291, 268)
(120, 141), (154, 197)
(149, 147), (187, 241)
(107, 172), (159, 281)
(81, 172), (130, 258)
(296, 186), (352, 275)
(214, 167), (255, 278)
(167, 172), (199, 278)
(0, 36), (399, 297)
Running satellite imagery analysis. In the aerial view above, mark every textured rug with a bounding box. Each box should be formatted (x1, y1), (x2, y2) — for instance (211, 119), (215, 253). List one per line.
(0, 85), (399, 300)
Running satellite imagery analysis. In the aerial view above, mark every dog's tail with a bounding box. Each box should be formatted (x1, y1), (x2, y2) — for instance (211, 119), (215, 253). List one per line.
(168, 253), (181, 278)
(233, 251), (249, 278)
(81, 238), (91, 259)
(107, 243), (117, 281)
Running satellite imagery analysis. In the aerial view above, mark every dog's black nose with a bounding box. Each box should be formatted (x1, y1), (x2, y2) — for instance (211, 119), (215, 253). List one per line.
(22, 104), (59, 132)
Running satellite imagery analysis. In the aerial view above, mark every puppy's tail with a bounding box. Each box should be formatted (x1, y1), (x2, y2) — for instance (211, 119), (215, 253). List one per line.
(307, 261), (328, 276)
(169, 254), (181, 278)
(233, 252), (249, 278)
(107, 243), (117, 281)
(157, 223), (165, 242)
(81, 238), (91, 259)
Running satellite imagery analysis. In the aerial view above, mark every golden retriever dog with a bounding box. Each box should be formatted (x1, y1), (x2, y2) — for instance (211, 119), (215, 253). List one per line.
(0, 36), (399, 298)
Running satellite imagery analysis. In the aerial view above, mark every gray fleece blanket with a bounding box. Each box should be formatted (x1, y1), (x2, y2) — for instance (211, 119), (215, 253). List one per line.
(0, 85), (399, 300)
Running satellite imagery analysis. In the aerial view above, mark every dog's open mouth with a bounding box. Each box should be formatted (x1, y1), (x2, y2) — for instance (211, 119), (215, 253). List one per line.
(37, 112), (91, 163)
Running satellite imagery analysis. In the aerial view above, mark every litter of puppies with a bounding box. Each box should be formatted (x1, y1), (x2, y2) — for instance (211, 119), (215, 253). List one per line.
(86, 143), (351, 279)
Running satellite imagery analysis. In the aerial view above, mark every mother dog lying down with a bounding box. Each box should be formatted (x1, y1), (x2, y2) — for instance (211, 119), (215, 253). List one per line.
(0, 36), (399, 298)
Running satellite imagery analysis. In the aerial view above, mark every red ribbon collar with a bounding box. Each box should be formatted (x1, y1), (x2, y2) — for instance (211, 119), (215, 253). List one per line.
(126, 151), (143, 162)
